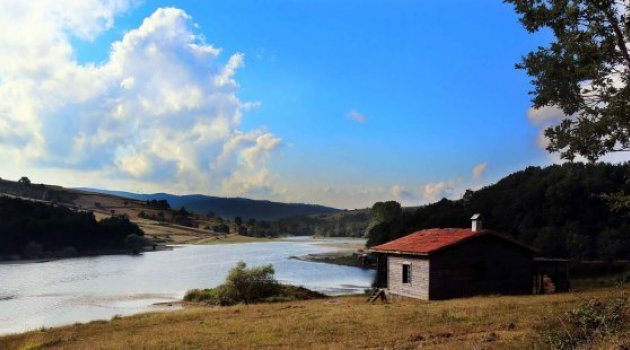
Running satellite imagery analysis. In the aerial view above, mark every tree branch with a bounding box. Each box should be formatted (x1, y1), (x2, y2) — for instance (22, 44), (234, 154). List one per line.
(593, 0), (630, 72)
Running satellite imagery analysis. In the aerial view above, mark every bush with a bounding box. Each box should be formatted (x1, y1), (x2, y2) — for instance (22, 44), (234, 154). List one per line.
(183, 261), (325, 306)
(224, 261), (279, 304)
(23, 241), (43, 259)
(124, 234), (147, 254)
(183, 289), (209, 302)
(537, 295), (630, 349)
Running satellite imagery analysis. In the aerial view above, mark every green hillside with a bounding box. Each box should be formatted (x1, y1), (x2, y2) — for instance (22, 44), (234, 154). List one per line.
(79, 188), (340, 221)
(367, 163), (630, 261)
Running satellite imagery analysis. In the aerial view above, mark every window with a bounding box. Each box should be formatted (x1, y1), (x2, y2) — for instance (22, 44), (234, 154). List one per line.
(402, 263), (411, 284)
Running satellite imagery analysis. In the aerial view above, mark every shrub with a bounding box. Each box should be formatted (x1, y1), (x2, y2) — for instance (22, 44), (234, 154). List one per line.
(537, 294), (630, 349)
(183, 289), (209, 302)
(224, 261), (279, 304)
(124, 234), (147, 254)
(183, 262), (325, 306)
(23, 241), (43, 259)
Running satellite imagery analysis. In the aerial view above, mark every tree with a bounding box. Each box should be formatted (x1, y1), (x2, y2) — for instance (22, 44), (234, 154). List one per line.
(0, 196), (147, 257)
(213, 224), (230, 234)
(18, 176), (31, 186)
(23, 241), (43, 259)
(225, 261), (279, 304)
(124, 234), (146, 254)
(178, 207), (190, 217)
(234, 216), (242, 227)
(506, 0), (630, 161)
(366, 222), (392, 247)
(597, 227), (627, 262)
(370, 201), (403, 225)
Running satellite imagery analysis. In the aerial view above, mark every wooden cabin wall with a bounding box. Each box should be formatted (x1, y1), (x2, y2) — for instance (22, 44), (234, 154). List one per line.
(387, 255), (430, 299)
(428, 235), (534, 300)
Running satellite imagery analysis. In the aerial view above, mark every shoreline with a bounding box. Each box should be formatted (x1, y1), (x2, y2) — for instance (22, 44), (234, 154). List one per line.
(0, 236), (364, 264)
(0, 245), (172, 265)
(290, 251), (375, 269)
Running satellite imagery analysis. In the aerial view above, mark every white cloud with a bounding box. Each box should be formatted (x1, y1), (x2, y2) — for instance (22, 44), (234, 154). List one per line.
(526, 106), (568, 152)
(421, 179), (463, 202)
(347, 109), (367, 123)
(527, 106), (565, 126)
(389, 184), (417, 202)
(472, 162), (487, 180)
(0, 4), (282, 197)
(390, 184), (404, 198)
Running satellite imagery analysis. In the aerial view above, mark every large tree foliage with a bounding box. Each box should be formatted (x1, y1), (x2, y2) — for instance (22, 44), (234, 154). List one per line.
(506, 0), (630, 161)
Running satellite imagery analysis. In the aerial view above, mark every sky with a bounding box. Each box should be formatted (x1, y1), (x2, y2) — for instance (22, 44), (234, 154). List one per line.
(0, 0), (621, 209)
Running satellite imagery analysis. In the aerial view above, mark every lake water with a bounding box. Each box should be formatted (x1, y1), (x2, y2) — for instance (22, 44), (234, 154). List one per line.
(0, 237), (374, 335)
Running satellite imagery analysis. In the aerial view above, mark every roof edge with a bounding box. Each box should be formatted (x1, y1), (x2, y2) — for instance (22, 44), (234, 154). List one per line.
(368, 229), (539, 256)
(367, 248), (428, 256)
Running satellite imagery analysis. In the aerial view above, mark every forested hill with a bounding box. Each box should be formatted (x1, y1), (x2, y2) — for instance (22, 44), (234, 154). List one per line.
(78, 189), (340, 221)
(0, 196), (145, 260)
(368, 163), (630, 261)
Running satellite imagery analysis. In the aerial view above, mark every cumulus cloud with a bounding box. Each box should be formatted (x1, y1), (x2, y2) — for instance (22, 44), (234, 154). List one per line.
(0, 3), (282, 196)
(526, 106), (569, 151)
(527, 106), (565, 126)
(347, 109), (367, 123)
(421, 179), (462, 202)
(472, 162), (487, 180)
(389, 184), (417, 202)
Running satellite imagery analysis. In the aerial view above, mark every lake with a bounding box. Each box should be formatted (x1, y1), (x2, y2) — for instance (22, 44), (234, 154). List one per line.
(0, 237), (374, 335)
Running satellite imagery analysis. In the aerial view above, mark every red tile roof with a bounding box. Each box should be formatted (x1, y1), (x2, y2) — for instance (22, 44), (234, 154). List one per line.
(370, 228), (490, 255)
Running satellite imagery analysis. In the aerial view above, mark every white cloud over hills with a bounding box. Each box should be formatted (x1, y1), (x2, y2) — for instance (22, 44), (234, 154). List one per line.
(0, 2), (282, 196)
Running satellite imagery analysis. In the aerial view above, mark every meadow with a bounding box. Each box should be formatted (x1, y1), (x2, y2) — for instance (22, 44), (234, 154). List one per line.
(1, 284), (628, 349)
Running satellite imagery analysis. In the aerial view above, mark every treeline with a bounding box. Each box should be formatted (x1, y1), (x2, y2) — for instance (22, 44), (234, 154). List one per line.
(275, 211), (369, 237)
(233, 218), (281, 238)
(0, 177), (76, 203)
(0, 196), (146, 259)
(222, 211), (369, 238)
(367, 163), (630, 262)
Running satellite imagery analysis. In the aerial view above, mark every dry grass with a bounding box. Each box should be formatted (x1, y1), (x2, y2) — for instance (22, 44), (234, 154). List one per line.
(5, 186), (274, 245)
(2, 286), (628, 350)
(311, 240), (366, 250)
(194, 234), (274, 245)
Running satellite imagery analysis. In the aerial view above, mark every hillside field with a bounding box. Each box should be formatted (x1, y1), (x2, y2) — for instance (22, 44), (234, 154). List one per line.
(1, 284), (628, 349)
(0, 178), (268, 247)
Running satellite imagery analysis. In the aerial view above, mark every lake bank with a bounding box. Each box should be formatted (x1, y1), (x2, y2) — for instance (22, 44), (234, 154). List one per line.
(0, 245), (172, 264)
(0, 238), (373, 335)
(2, 285), (628, 349)
(290, 251), (373, 269)
(193, 234), (278, 244)
(290, 237), (371, 269)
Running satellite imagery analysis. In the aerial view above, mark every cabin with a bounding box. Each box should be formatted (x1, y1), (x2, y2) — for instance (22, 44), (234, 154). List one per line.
(370, 214), (563, 300)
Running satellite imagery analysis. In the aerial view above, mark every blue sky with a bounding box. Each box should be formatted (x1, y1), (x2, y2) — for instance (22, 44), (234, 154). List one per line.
(0, 1), (572, 208)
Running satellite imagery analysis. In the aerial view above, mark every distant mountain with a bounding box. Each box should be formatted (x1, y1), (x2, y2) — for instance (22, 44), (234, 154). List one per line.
(77, 188), (340, 221)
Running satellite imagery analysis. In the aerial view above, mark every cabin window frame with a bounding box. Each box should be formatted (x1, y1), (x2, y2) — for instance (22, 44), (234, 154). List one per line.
(402, 263), (412, 284)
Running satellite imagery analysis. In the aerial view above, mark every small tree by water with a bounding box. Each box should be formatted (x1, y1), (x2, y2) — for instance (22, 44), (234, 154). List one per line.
(185, 261), (282, 305)
(226, 261), (279, 304)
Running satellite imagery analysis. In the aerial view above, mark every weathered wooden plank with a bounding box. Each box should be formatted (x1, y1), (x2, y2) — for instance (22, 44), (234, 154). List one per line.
(386, 256), (430, 300)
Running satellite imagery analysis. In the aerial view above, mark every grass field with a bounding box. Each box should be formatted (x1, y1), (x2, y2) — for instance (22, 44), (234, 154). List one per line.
(194, 234), (275, 244)
(2, 285), (628, 349)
